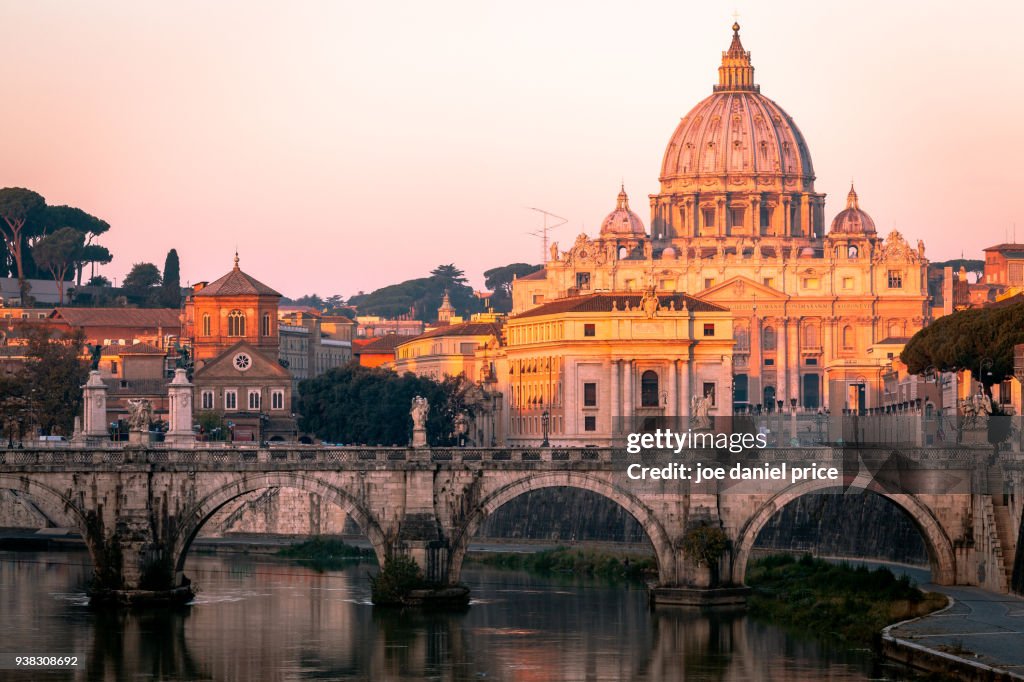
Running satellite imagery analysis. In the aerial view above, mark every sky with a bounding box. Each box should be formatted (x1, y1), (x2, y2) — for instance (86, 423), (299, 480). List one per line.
(2, 1), (1022, 298)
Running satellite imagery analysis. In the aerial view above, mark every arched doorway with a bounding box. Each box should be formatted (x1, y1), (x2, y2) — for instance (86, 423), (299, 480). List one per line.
(802, 374), (820, 409)
(763, 385), (776, 411)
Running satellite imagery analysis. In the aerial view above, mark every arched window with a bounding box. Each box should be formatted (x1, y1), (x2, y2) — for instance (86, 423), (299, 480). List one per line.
(735, 325), (749, 351)
(803, 323), (818, 348)
(202, 313), (211, 337)
(887, 319), (902, 338)
(842, 325), (854, 349)
(641, 370), (660, 407)
(763, 326), (776, 351)
(227, 309), (246, 337)
(848, 244), (859, 259)
(262, 312), (271, 337)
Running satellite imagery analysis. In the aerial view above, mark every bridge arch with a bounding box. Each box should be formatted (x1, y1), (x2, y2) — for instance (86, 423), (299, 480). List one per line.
(0, 473), (101, 567)
(732, 480), (957, 586)
(172, 473), (389, 583)
(448, 471), (675, 584)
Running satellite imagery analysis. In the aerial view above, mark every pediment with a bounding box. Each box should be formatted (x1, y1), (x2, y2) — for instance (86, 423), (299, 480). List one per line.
(699, 276), (788, 303)
(194, 341), (290, 380)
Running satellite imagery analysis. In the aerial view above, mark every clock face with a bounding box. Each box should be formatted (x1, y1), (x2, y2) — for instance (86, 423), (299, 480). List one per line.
(233, 353), (252, 372)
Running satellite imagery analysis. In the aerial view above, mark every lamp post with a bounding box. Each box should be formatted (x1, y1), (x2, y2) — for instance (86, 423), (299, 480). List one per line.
(978, 357), (993, 394)
(541, 409), (550, 448)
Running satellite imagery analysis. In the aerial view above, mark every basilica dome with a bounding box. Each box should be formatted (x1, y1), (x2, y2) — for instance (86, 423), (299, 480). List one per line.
(830, 184), (876, 235)
(599, 185), (646, 237)
(659, 24), (815, 195)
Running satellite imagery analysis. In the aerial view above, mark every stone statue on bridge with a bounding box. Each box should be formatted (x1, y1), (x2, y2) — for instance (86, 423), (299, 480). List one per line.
(411, 396), (429, 447)
(960, 392), (993, 431)
(127, 399), (153, 432)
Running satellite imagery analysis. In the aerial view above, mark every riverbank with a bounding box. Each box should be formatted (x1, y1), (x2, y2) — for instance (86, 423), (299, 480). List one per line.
(467, 546), (657, 581)
(746, 554), (947, 644)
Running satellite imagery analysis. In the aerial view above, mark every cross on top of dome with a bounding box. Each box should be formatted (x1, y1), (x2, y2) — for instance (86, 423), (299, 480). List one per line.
(716, 22), (758, 93)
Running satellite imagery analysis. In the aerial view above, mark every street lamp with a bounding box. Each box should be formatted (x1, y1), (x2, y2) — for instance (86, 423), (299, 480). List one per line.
(978, 357), (994, 393)
(541, 409), (550, 447)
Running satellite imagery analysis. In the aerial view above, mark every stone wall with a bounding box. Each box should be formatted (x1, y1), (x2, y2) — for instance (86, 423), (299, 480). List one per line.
(199, 488), (358, 537)
(0, 489), (52, 529)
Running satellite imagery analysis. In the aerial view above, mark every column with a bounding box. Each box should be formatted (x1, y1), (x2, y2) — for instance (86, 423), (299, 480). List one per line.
(800, 194), (811, 237)
(822, 318), (834, 408)
(610, 360), (620, 433)
(777, 317), (788, 405)
(749, 196), (759, 235)
(788, 318), (800, 405)
(667, 359), (678, 418)
(166, 368), (195, 447)
(782, 197), (791, 237)
(750, 316), (762, 407)
(81, 370), (108, 439)
(680, 350), (692, 416)
(622, 360), (633, 421)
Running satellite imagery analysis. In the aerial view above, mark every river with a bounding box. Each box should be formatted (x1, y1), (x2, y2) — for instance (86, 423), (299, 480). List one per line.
(0, 550), (927, 681)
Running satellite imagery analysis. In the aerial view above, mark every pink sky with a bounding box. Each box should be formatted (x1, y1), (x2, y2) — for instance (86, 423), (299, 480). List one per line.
(2, 1), (1022, 298)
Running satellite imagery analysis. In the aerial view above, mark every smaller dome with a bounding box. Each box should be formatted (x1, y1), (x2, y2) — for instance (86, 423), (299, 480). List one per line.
(600, 185), (646, 237)
(830, 184), (876, 235)
(661, 246), (677, 260)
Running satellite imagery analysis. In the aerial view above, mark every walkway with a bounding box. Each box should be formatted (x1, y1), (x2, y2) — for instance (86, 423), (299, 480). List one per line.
(886, 584), (1024, 679)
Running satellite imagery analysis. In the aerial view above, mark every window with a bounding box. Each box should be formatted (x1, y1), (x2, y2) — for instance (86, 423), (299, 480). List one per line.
(576, 272), (591, 290)
(848, 245), (859, 259)
(110, 360), (118, 375)
(842, 325), (854, 349)
(702, 207), (716, 227)
(765, 358), (775, 366)
(201, 390), (214, 410)
(887, 270), (903, 288)
(584, 323), (596, 337)
(271, 389), (285, 410)
(703, 323), (715, 337)
(641, 371), (659, 407)
(763, 326), (776, 351)
(704, 278), (714, 289)
(584, 415), (596, 431)
(583, 382), (597, 407)
(842, 277), (854, 289)
(202, 313), (211, 336)
(1010, 262), (1024, 285)
(802, 277), (820, 290)
(227, 309), (246, 336)
(730, 207), (745, 228)
(702, 382), (717, 407)
(803, 324), (818, 347)
(805, 357), (818, 366)
(248, 390), (261, 410)
(762, 277), (775, 288)
(262, 313), (271, 337)
(533, 294), (545, 304)
(224, 390), (238, 411)
(735, 326), (749, 350)
(459, 342), (476, 354)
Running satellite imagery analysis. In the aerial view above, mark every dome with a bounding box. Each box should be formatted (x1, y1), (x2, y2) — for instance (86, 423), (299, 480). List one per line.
(830, 184), (876, 235)
(659, 24), (815, 195)
(599, 185), (646, 237)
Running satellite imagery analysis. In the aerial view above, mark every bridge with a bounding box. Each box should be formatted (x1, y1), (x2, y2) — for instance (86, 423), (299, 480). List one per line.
(0, 444), (1021, 604)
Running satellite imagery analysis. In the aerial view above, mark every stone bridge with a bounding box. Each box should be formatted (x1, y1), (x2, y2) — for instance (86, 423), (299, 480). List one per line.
(0, 444), (1020, 604)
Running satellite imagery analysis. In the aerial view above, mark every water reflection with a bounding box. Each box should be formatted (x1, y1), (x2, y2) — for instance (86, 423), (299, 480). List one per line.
(0, 551), (919, 681)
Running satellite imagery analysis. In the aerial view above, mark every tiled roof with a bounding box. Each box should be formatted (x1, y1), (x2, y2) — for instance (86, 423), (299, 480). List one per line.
(102, 342), (166, 356)
(353, 335), (405, 353)
(53, 308), (181, 328)
(983, 244), (1024, 253)
(412, 321), (502, 341)
(518, 269), (546, 281)
(193, 267), (281, 297)
(513, 292), (726, 319)
(876, 337), (910, 345)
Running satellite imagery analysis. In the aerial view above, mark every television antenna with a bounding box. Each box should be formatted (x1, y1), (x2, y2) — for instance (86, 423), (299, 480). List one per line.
(526, 207), (568, 263)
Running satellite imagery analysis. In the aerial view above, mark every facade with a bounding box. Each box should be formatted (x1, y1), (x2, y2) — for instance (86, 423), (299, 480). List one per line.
(185, 256), (295, 441)
(984, 244), (1024, 287)
(48, 307), (181, 347)
(353, 335), (405, 368)
(500, 291), (733, 446)
(355, 315), (424, 338)
(393, 320), (502, 381)
(512, 24), (930, 417)
(277, 308), (354, 395)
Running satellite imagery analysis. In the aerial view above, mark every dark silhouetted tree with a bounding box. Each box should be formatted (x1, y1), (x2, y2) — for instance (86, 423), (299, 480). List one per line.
(484, 262), (542, 312)
(160, 249), (181, 307)
(32, 226), (84, 304)
(0, 187), (46, 300)
(122, 262), (162, 305)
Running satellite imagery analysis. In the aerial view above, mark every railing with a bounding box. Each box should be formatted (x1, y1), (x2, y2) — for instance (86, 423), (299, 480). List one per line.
(0, 444), (1008, 469)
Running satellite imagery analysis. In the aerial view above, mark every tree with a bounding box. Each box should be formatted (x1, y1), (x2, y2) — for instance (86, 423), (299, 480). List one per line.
(42, 205), (111, 284)
(430, 264), (468, 288)
(483, 262), (543, 312)
(901, 302), (1024, 393)
(87, 274), (111, 287)
(348, 264), (482, 322)
(160, 249), (181, 308)
(32, 226), (85, 304)
(298, 365), (475, 446)
(0, 187), (46, 301)
(19, 327), (88, 436)
(122, 262), (162, 305)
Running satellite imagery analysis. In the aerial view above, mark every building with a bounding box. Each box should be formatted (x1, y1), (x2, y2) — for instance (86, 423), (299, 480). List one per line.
(184, 255), (295, 441)
(354, 315), (424, 338)
(394, 320), (502, 381)
(500, 291), (733, 446)
(352, 335), (405, 368)
(277, 307), (353, 393)
(512, 23), (930, 417)
(48, 307), (181, 348)
(984, 244), (1024, 287)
